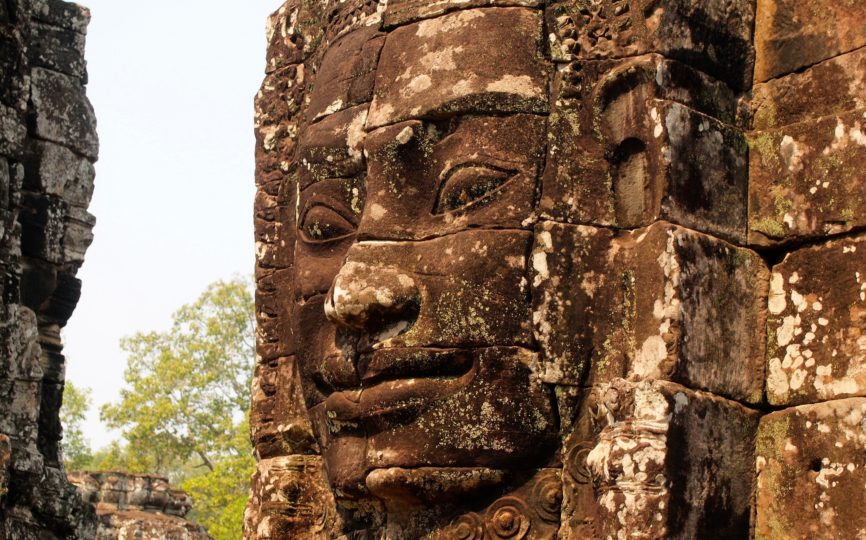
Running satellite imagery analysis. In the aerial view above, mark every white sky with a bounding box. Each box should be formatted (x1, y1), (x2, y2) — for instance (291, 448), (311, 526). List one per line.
(62, 1), (279, 449)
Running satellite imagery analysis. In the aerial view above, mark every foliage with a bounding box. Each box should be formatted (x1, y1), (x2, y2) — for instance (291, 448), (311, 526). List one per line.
(96, 277), (256, 539)
(181, 417), (255, 539)
(60, 381), (93, 471)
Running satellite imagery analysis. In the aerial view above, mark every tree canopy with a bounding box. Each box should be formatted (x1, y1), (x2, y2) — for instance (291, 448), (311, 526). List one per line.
(60, 381), (93, 471)
(62, 277), (256, 540)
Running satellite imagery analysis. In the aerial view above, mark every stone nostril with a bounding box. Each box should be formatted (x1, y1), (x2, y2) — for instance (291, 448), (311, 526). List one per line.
(365, 298), (421, 342)
(324, 262), (421, 339)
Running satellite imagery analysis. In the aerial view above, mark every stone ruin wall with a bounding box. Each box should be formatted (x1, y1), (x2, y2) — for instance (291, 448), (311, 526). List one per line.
(0, 0), (98, 537)
(68, 471), (212, 539)
(0, 3), (220, 539)
(249, 0), (866, 538)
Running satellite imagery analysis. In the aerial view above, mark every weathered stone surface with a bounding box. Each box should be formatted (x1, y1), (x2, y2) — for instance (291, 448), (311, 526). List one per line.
(305, 27), (383, 122)
(252, 0), (866, 537)
(585, 379), (760, 539)
(31, 0), (91, 34)
(94, 511), (211, 540)
(549, 0), (756, 91)
(70, 471), (193, 516)
(0, 1), (99, 536)
(69, 471), (211, 540)
(250, 356), (317, 459)
(29, 67), (98, 159)
(747, 20), (866, 247)
(532, 221), (768, 402)
(748, 108), (866, 245)
(766, 234), (866, 406)
(244, 455), (343, 539)
(0, 434), (9, 505)
(27, 21), (87, 79)
(755, 398), (866, 539)
(367, 7), (551, 128)
(24, 140), (96, 206)
(754, 0), (866, 83)
(427, 468), (562, 540)
(298, 104), (368, 189)
(542, 54), (748, 241)
(360, 114), (545, 240)
(750, 47), (866, 132)
(384, 0), (543, 27)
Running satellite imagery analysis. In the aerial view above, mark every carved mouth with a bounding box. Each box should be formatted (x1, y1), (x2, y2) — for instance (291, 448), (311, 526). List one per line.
(323, 348), (477, 422)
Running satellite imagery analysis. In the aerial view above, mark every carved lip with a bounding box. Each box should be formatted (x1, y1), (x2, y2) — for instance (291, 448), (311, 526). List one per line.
(324, 348), (477, 422)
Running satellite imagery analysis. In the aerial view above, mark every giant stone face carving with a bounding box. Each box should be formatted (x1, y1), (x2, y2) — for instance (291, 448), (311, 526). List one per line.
(293, 7), (558, 504)
(250, 1), (866, 539)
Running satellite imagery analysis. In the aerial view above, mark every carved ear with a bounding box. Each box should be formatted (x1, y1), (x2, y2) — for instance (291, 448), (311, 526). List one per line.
(609, 137), (650, 228)
(592, 60), (661, 228)
(592, 59), (658, 145)
(594, 60), (657, 114)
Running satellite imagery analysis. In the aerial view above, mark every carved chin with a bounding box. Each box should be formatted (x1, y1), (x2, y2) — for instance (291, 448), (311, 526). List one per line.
(365, 467), (508, 505)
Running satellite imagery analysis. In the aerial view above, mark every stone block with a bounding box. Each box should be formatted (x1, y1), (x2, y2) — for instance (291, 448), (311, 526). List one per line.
(23, 139), (95, 207)
(584, 379), (760, 539)
(19, 192), (67, 264)
(755, 398), (866, 539)
(256, 268), (295, 361)
(250, 356), (317, 459)
(0, 306), (43, 382)
(0, 380), (41, 451)
(367, 7), (550, 129)
(750, 47), (866, 131)
(34, 271), (80, 327)
(748, 108), (866, 245)
(0, 32), (28, 113)
(384, 0), (543, 28)
(27, 22), (87, 80)
(256, 194), (295, 273)
(542, 56), (748, 242)
(255, 64), (306, 186)
(245, 455), (342, 540)
(766, 234), (866, 406)
(549, 0), (756, 91)
(305, 27), (383, 122)
(754, 0), (866, 82)
(62, 206), (94, 266)
(0, 102), (26, 157)
(0, 434), (9, 506)
(264, 3), (307, 72)
(532, 221), (768, 403)
(29, 67), (97, 160)
(31, 0), (91, 35)
(298, 104), (368, 189)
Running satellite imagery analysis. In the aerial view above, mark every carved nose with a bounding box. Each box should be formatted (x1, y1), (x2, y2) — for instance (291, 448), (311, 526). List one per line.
(325, 261), (421, 342)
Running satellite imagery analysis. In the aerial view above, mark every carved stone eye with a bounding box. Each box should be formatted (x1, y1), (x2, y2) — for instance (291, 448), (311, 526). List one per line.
(299, 203), (356, 243)
(433, 164), (514, 214)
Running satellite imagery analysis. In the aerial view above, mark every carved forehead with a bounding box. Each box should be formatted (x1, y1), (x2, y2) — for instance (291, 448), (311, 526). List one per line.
(367, 7), (551, 128)
(296, 5), (552, 189)
(304, 6), (550, 133)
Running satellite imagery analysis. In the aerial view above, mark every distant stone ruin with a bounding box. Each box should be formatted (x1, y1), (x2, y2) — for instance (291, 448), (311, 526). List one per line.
(249, 0), (866, 538)
(69, 471), (212, 539)
(1, 0), (98, 536)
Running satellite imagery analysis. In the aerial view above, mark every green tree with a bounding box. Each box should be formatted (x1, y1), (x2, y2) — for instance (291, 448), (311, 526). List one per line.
(60, 381), (93, 470)
(100, 277), (256, 539)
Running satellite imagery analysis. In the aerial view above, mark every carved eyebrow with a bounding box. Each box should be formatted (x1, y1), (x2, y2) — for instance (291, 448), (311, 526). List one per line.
(436, 160), (518, 185)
